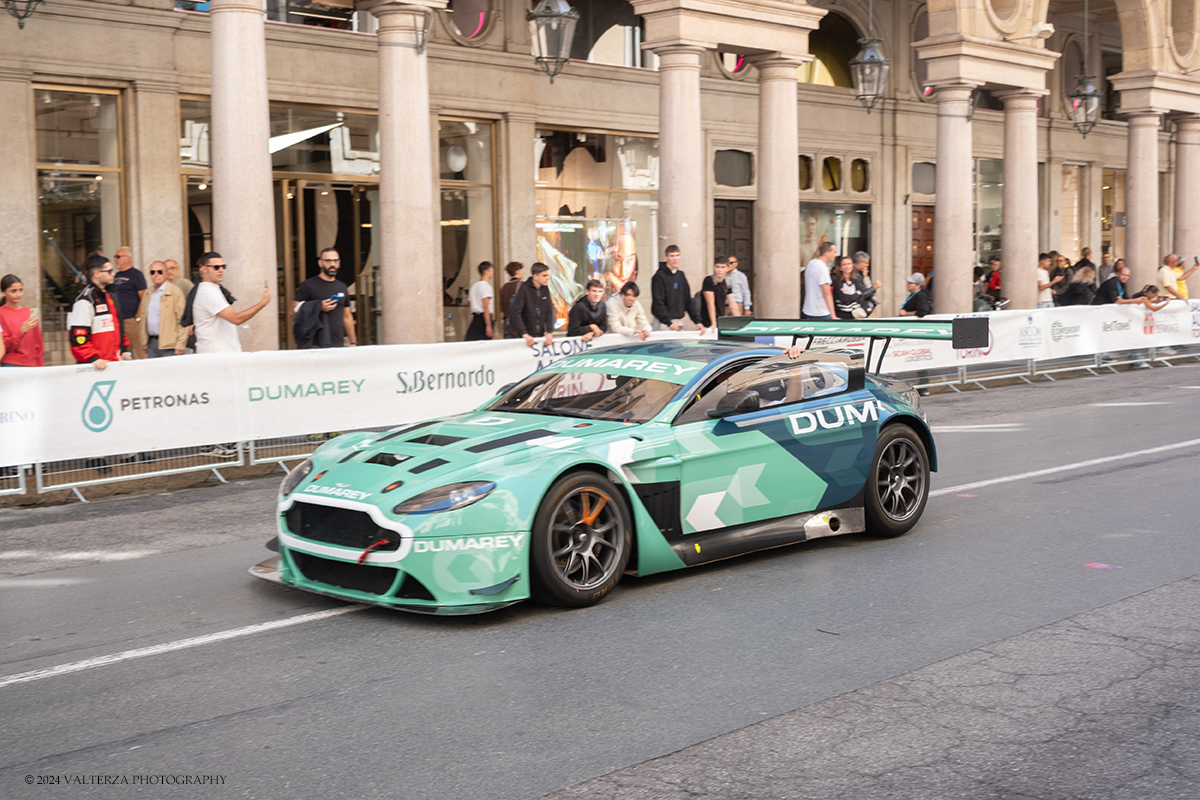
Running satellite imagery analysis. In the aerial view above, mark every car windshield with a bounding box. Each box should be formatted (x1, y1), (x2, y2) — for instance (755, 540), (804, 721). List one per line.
(488, 371), (682, 424)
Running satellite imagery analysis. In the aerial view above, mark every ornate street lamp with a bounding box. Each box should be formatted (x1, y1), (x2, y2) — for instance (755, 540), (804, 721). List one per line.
(1070, 0), (1101, 137)
(4, 0), (44, 29)
(1070, 75), (1101, 137)
(527, 0), (579, 84)
(849, 0), (890, 112)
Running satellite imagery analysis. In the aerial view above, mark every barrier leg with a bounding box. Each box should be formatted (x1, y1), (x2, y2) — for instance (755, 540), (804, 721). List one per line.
(211, 468), (228, 484)
(71, 487), (88, 504)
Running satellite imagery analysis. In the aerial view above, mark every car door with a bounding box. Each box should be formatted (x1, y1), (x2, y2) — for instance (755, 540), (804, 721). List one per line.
(671, 354), (874, 541)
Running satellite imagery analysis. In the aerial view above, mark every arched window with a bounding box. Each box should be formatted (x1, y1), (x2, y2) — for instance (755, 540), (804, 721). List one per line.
(913, 9), (931, 98)
(447, 0), (492, 43)
(799, 12), (860, 87)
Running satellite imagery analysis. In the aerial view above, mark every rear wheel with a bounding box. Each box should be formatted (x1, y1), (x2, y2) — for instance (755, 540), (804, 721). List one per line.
(865, 425), (929, 538)
(531, 473), (631, 607)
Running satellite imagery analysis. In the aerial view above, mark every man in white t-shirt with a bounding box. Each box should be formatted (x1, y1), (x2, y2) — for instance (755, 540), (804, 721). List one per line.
(192, 251), (271, 354)
(464, 261), (495, 341)
(802, 242), (837, 319)
(1035, 253), (1061, 308)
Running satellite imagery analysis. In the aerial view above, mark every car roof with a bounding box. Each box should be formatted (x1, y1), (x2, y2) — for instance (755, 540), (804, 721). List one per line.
(578, 340), (771, 365)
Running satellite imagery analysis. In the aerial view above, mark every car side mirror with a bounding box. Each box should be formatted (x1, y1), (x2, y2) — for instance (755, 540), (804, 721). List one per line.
(707, 390), (761, 419)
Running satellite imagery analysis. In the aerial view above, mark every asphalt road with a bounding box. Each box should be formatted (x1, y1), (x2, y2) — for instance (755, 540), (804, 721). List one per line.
(2, 363), (1199, 799)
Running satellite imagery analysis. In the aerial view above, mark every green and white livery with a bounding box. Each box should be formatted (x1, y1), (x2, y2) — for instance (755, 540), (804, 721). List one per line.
(253, 319), (983, 613)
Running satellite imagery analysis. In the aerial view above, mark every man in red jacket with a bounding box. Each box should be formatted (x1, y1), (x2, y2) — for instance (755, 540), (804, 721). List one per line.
(68, 254), (130, 369)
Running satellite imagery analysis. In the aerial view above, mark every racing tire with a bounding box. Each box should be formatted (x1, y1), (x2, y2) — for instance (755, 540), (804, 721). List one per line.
(864, 424), (929, 538)
(531, 473), (631, 608)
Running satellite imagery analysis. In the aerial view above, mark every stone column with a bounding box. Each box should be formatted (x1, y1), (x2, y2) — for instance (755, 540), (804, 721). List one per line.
(653, 45), (707, 295)
(0, 67), (40, 317)
(753, 55), (803, 318)
(130, 80), (186, 269)
(1125, 111), (1162, 291)
(1174, 115), (1200, 296)
(366, 0), (446, 344)
(500, 112), (538, 268)
(932, 84), (975, 314)
(997, 90), (1041, 310)
(209, 0), (278, 351)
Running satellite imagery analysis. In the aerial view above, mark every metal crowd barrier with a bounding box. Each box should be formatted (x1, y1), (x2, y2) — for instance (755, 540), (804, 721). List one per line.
(3, 343), (1198, 502)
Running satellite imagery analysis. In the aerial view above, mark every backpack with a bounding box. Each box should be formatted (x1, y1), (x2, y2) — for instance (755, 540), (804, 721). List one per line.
(179, 283), (236, 349)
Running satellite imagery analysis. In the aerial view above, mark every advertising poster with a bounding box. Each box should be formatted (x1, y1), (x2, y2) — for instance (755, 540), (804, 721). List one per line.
(535, 218), (637, 329)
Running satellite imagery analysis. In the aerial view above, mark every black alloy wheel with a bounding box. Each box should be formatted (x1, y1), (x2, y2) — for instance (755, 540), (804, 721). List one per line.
(864, 424), (930, 537)
(531, 473), (631, 607)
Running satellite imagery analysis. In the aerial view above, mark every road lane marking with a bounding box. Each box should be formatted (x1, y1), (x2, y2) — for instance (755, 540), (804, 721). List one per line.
(931, 424), (1026, 433)
(1090, 402), (1171, 407)
(932, 437), (1200, 497)
(0, 605), (366, 690)
(0, 550), (159, 562)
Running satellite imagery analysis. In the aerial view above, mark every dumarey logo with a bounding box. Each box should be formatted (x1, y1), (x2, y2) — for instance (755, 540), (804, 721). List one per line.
(251, 379), (366, 401)
(82, 380), (117, 433)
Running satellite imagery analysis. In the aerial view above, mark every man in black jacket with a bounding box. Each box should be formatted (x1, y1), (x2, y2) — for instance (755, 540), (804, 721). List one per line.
(509, 262), (555, 348)
(567, 279), (608, 342)
(1092, 264), (1146, 306)
(650, 244), (706, 333)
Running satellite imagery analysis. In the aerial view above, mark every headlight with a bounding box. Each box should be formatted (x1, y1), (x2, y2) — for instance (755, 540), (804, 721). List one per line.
(392, 481), (496, 515)
(280, 459), (314, 497)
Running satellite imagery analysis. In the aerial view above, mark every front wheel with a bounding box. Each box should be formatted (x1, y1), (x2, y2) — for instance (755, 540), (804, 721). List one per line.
(531, 473), (631, 607)
(865, 425), (930, 538)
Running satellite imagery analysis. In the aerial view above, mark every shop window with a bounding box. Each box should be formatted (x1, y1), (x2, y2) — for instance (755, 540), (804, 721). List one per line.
(800, 204), (871, 267)
(912, 162), (936, 195)
(973, 158), (1003, 267)
(1101, 168), (1126, 258)
(850, 159), (869, 192)
(714, 150), (753, 187)
(822, 157), (842, 191)
(799, 155), (813, 190)
(181, 101), (380, 178)
(799, 12), (858, 87)
(36, 88), (124, 317)
(535, 129), (658, 329)
(440, 121), (496, 340)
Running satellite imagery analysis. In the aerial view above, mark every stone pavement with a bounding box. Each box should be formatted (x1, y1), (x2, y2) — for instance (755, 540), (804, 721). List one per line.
(539, 575), (1200, 800)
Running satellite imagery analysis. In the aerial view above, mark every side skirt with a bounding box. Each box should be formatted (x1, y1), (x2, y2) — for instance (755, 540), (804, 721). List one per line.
(668, 507), (866, 567)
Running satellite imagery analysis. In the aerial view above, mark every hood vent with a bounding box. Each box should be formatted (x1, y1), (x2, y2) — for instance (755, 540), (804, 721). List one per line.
(366, 453), (414, 467)
(406, 433), (465, 447)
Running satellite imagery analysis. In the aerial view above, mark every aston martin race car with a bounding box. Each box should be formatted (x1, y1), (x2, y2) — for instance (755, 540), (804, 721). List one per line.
(252, 317), (986, 614)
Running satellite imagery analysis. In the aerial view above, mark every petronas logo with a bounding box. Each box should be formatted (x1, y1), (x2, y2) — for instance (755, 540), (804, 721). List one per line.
(82, 381), (117, 433)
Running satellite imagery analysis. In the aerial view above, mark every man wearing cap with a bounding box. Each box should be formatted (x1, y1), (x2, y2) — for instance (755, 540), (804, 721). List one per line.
(898, 273), (931, 317)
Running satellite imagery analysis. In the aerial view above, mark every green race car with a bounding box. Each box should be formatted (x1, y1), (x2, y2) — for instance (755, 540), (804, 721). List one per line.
(252, 318), (986, 614)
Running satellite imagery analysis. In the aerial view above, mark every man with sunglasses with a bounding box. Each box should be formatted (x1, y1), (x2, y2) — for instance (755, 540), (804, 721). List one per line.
(68, 254), (131, 369)
(134, 261), (187, 357)
(111, 246), (147, 359)
(192, 252), (271, 354)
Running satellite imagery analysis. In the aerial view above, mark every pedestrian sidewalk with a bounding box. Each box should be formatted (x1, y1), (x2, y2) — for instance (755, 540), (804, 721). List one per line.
(539, 574), (1200, 800)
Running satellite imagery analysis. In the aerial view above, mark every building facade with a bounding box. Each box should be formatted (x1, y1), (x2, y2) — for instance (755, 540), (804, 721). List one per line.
(2, 0), (1198, 359)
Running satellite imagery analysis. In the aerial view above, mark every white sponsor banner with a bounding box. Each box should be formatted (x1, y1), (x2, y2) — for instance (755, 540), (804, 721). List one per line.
(876, 301), (1200, 372)
(0, 332), (690, 465)
(3, 302), (1198, 465)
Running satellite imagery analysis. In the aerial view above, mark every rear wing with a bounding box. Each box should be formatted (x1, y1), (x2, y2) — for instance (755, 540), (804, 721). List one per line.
(717, 316), (989, 373)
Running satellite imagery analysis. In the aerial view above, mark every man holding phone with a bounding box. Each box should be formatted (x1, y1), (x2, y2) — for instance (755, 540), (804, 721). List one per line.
(292, 247), (357, 348)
